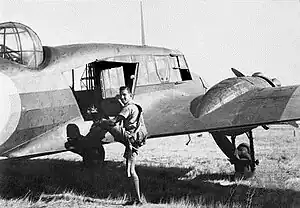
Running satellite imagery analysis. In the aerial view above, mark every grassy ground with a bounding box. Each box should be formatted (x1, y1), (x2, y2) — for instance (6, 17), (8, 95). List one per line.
(0, 126), (300, 207)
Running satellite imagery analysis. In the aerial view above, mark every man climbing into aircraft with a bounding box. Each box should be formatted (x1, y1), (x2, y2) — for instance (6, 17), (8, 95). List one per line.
(95, 86), (147, 205)
(66, 86), (147, 205)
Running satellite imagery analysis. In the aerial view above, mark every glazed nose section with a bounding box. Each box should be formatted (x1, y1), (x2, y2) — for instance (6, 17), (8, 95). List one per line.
(0, 72), (21, 146)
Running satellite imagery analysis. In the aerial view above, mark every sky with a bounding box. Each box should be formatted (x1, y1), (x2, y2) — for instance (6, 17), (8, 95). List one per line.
(1, 0), (300, 86)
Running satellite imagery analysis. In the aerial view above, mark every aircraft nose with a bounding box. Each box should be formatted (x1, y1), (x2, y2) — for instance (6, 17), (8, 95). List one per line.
(0, 72), (21, 146)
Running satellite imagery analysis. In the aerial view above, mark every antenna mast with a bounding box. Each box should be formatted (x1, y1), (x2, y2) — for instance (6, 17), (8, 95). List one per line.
(140, 1), (146, 46)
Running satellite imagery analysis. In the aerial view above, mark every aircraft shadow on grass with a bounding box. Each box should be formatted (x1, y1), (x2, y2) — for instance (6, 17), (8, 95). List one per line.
(0, 158), (299, 207)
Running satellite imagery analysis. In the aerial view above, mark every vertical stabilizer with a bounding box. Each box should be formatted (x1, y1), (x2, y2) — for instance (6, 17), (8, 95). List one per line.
(140, 1), (146, 46)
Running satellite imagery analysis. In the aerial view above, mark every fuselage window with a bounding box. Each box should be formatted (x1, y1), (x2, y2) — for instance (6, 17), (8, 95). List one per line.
(133, 55), (161, 86)
(154, 56), (170, 83)
(146, 56), (161, 85)
(132, 55), (149, 86)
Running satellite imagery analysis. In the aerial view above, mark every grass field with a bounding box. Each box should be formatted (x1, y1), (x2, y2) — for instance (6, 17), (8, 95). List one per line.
(0, 126), (300, 207)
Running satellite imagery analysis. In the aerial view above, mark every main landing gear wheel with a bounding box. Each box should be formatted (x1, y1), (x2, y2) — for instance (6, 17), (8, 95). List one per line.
(232, 131), (259, 180)
(234, 143), (252, 179)
(211, 130), (259, 180)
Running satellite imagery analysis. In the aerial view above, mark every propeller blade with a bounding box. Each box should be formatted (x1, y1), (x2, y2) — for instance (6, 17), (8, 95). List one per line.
(231, 68), (245, 77)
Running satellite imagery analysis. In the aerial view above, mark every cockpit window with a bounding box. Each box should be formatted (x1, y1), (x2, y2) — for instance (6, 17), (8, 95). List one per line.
(170, 54), (192, 81)
(171, 54), (188, 70)
(0, 22), (43, 69)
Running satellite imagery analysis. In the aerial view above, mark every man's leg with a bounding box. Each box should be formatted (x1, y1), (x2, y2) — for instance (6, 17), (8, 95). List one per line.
(125, 152), (142, 205)
(99, 123), (132, 150)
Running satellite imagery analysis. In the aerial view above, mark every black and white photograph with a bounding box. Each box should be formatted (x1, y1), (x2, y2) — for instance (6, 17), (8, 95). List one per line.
(0, 0), (300, 207)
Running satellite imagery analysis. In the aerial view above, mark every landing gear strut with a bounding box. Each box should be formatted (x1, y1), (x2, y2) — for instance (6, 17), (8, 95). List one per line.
(246, 130), (259, 172)
(211, 130), (259, 180)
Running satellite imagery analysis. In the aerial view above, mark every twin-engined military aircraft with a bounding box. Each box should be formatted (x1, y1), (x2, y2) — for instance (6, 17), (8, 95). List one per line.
(1, 21), (300, 177)
(0, 21), (206, 158)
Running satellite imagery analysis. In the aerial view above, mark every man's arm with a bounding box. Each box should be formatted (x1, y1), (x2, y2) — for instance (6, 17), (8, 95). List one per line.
(109, 115), (125, 126)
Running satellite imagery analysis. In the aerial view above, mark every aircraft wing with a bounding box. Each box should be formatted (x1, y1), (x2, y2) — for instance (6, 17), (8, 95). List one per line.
(192, 85), (300, 133)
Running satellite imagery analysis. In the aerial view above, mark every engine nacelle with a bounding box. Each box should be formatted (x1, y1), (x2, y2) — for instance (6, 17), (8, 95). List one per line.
(191, 76), (271, 118)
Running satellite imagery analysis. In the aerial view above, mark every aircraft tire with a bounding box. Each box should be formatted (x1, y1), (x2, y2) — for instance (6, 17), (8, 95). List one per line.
(234, 143), (253, 179)
(234, 158), (252, 180)
(237, 143), (251, 160)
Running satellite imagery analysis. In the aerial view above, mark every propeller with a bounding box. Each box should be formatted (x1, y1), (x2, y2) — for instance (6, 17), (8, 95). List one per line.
(231, 68), (245, 77)
(231, 68), (281, 87)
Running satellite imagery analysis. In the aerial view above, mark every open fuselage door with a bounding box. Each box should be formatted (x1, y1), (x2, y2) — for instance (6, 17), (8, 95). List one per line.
(72, 60), (138, 120)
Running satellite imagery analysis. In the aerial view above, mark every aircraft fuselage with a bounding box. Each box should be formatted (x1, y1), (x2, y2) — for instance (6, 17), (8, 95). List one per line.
(0, 43), (206, 157)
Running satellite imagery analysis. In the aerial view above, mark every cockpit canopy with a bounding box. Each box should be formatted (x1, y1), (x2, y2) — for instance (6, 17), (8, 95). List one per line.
(0, 22), (43, 69)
